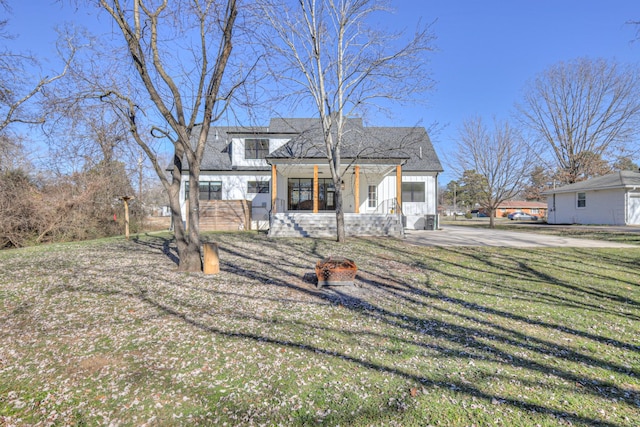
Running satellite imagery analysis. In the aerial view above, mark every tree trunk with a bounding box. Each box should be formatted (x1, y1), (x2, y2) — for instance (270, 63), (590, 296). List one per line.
(335, 185), (345, 242)
(166, 187), (200, 272)
(489, 209), (495, 229)
(180, 170), (203, 272)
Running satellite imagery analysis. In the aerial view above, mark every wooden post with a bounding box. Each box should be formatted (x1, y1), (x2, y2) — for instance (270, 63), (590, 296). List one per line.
(354, 165), (360, 214)
(203, 242), (220, 274)
(313, 165), (319, 213)
(271, 164), (277, 213)
(121, 196), (134, 240)
(396, 165), (402, 207)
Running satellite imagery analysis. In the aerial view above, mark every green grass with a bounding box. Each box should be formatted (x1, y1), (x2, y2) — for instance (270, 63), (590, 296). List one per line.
(0, 232), (639, 426)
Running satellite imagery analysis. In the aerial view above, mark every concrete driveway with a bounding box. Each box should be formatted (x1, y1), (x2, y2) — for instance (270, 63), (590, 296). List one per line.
(404, 225), (638, 248)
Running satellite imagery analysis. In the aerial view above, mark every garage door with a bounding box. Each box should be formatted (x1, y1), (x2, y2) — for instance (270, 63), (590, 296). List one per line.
(629, 193), (640, 225)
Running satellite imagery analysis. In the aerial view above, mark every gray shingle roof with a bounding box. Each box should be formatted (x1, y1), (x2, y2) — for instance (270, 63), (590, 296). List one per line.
(543, 171), (640, 194)
(194, 118), (443, 172)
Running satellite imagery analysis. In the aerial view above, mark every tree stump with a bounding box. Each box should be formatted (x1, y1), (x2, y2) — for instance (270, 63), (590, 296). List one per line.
(203, 242), (220, 274)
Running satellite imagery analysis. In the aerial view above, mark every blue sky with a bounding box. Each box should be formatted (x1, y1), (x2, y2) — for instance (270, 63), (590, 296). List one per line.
(5, 1), (640, 182)
(394, 1), (640, 182)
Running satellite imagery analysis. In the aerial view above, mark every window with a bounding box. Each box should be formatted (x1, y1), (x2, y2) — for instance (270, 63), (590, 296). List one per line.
(248, 181), (269, 194)
(531, 208), (539, 214)
(577, 192), (586, 208)
(401, 182), (425, 203)
(288, 178), (313, 210)
(185, 181), (222, 200)
(368, 185), (378, 208)
(245, 139), (269, 159)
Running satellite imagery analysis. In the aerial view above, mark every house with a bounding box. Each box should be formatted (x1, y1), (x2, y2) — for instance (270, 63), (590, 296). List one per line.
(543, 170), (640, 225)
(180, 117), (443, 237)
(495, 200), (547, 218)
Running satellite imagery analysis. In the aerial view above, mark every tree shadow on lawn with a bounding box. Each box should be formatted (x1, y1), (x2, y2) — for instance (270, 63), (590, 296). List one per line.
(118, 233), (640, 426)
(442, 246), (640, 323)
(132, 279), (633, 427)
(132, 233), (180, 265)
(195, 233), (640, 370)
(369, 237), (640, 344)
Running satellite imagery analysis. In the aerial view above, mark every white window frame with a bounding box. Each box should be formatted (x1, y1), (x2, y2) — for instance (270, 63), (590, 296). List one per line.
(368, 185), (377, 208)
(401, 182), (425, 203)
(577, 192), (586, 209)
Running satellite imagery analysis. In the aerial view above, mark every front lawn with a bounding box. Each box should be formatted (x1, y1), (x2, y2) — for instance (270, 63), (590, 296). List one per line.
(1, 233), (638, 426)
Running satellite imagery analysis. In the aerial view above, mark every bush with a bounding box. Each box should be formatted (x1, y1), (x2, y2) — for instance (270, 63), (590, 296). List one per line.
(0, 170), (44, 248)
(0, 161), (141, 249)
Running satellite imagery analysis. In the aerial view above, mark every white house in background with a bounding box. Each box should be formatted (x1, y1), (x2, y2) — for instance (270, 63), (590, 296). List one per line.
(180, 117), (443, 237)
(543, 170), (640, 225)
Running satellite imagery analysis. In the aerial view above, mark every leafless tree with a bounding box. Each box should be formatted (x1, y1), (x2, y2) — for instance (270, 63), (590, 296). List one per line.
(453, 117), (533, 228)
(83, 0), (240, 272)
(258, 0), (435, 242)
(0, 7), (79, 172)
(0, 21), (77, 134)
(517, 57), (640, 184)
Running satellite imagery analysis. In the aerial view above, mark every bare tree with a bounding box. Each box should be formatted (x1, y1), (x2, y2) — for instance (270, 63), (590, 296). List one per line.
(517, 57), (640, 184)
(83, 0), (239, 272)
(0, 6), (78, 172)
(0, 21), (77, 134)
(453, 117), (532, 228)
(258, 0), (435, 242)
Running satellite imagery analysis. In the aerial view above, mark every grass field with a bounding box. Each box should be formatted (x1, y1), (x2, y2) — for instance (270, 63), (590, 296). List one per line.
(1, 232), (639, 426)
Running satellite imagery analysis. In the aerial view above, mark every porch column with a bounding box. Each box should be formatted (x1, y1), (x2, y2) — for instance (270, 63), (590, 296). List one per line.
(313, 165), (319, 213)
(354, 165), (360, 214)
(271, 164), (277, 213)
(396, 165), (402, 207)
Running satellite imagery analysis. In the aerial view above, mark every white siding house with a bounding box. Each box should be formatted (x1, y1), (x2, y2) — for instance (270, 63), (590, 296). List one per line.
(181, 117), (443, 236)
(543, 171), (640, 226)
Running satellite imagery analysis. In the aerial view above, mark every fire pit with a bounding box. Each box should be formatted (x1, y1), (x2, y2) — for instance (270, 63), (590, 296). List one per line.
(315, 256), (357, 288)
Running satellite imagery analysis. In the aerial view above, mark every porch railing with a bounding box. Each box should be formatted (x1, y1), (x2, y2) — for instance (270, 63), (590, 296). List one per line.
(268, 198), (287, 227)
(373, 198), (402, 216)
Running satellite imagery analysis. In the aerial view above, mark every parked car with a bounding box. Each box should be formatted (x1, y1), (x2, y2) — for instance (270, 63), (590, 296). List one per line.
(508, 212), (538, 221)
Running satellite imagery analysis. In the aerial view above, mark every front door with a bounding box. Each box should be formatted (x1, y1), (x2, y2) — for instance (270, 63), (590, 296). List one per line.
(318, 179), (335, 210)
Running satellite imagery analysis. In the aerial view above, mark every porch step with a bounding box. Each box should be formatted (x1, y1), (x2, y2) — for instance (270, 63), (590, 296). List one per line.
(268, 213), (404, 238)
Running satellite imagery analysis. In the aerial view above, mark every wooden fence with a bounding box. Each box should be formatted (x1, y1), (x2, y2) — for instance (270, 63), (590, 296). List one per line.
(194, 200), (252, 231)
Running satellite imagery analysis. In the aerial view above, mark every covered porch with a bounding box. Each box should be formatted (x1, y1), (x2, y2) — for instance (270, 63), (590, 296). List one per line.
(269, 162), (404, 214)
(267, 161), (405, 237)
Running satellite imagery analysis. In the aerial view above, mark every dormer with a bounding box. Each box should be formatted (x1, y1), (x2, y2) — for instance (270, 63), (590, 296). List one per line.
(228, 133), (293, 168)
(229, 137), (270, 168)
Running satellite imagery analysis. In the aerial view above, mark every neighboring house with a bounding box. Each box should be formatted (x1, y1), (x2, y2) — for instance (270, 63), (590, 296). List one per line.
(494, 200), (548, 218)
(543, 170), (640, 225)
(180, 117), (443, 237)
